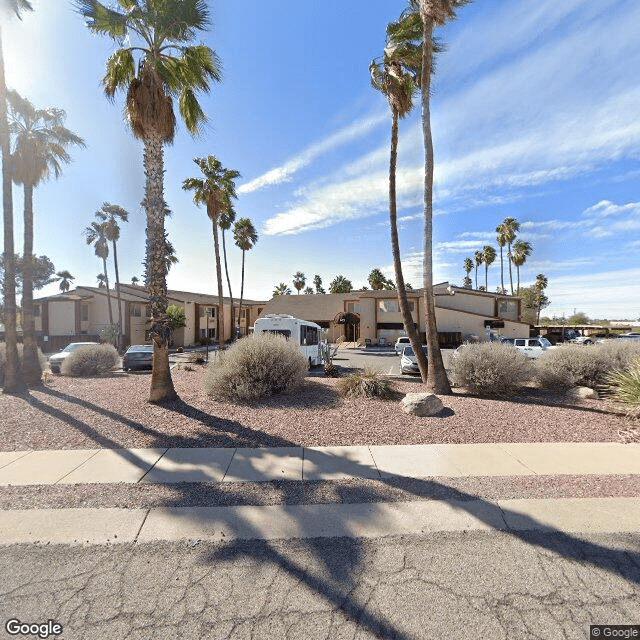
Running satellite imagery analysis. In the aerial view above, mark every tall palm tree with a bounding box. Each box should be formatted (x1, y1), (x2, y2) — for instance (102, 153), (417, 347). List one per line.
(95, 203), (129, 351)
(293, 271), (306, 295)
(219, 203), (236, 336)
(390, 0), (470, 393)
(474, 250), (483, 290)
(368, 268), (386, 291)
(183, 156), (239, 346)
(8, 90), (85, 386)
(233, 218), (257, 336)
(499, 216), (520, 295)
(1, 0), (33, 394)
(84, 220), (114, 327)
(273, 282), (291, 296)
(131, 276), (139, 286)
(55, 270), (74, 293)
(313, 274), (325, 294)
(481, 245), (496, 292)
(97, 273), (106, 288)
(495, 223), (507, 294)
(75, 0), (221, 403)
(511, 239), (532, 295)
(534, 273), (548, 324)
(371, 20), (430, 382)
(463, 257), (473, 289)
(303, 286), (314, 295)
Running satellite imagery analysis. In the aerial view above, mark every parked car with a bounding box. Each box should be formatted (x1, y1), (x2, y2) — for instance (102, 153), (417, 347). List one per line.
(570, 336), (595, 345)
(48, 342), (99, 373)
(394, 336), (411, 355)
(400, 344), (427, 375)
(617, 333), (640, 342)
(501, 337), (555, 359)
(122, 344), (154, 371)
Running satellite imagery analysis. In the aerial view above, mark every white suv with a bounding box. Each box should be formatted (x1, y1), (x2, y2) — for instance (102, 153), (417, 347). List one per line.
(501, 337), (555, 359)
(394, 336), (411, 355)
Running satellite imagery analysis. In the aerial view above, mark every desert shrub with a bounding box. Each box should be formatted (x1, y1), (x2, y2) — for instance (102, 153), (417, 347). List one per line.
(448, 342), (533, 397)
(203, 332), (308, 403)
(336, 369), (395, 399)
(0, 342), (46, 384)
(605, 356), (640, 419)
(536, 342), (640, 390)
(61, 344), (119, 377)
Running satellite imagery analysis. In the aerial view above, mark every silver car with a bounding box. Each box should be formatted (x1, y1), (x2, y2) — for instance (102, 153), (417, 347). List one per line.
(400, 344), (427, 375)
(48, 342), (99, 373)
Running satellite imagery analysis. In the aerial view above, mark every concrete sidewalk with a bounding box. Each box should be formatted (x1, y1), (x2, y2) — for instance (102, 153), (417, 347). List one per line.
(0, 442), (639, 487)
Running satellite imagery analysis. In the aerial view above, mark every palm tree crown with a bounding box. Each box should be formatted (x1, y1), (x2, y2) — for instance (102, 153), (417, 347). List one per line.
(511, 239), (532, 294)
(481, 245), (496, 291)
(273, 283), (291, 296)
(293, 271), (306, 294)
(55, 270), (74, 293)
(74, 0), (221, 139)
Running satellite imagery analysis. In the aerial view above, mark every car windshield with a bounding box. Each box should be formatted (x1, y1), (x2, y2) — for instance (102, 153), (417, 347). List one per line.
(64, 343), (95, 352)
(539, 337), (552, 347)
(127, 345), (153, 352)
(403, 346), (427, 357)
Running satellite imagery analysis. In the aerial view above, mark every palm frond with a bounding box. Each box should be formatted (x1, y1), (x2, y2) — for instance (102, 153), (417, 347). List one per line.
(178, 88), (206, 135)
(72, 0), (127, 38)
(103, 49), (136, 98)
(155, 0), (211, 42)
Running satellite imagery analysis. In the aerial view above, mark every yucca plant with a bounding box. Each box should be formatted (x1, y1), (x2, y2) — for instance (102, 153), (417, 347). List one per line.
(336, 369), (395, 399)
(606, 357), (640, 419)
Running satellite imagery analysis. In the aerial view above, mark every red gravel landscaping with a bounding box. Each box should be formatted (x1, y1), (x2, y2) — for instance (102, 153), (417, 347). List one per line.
(0, 367), (635, 451)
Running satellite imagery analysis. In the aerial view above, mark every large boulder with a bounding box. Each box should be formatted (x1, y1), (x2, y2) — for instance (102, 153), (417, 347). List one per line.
(570, 386), (599, 400)
(401, 393), (444, 417)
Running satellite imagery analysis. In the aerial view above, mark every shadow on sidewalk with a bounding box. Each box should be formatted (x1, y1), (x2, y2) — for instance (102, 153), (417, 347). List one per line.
(14, 388), (640, 640)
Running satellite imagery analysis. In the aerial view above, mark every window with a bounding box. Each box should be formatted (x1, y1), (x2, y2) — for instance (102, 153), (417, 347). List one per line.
(34, 305), (40, 317)
(515, 339), (526, 347)
(346, 301), (361, 314)
(378, 300), (399, 313)
(240, 309), (247, 320)
(81, 305), (89, 322)
(264, 329), (291, 340)
(300, 325), (319, 346)
(499, 300), (518, 315)
(200, 328), (216, 339)
(131, 304), (141, 317)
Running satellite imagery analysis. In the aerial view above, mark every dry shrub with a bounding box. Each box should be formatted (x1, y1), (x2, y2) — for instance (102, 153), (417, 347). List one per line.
(0, 342), (46, 384)
(336, 369), (396, 399)
(606, 355), (640, 419)
(449, 342), (533, 397)
(203, 332), (307, 403)
(536, 342), (640, 390)
(61, 344), (119, 377)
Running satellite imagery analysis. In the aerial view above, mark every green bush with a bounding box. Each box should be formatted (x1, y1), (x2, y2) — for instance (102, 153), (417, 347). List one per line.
(336, 369), (395, 399)
(61, 344), (119, 377)
(449, 342), (533, 397)
(536, 342), (640, 390)
(605, 356), (640, 419)
(0, 342), (46, 384)
(203, 332), (307, 403)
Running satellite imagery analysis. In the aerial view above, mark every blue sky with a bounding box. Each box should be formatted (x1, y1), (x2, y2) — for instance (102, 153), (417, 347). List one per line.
(3, 0), (640, 320)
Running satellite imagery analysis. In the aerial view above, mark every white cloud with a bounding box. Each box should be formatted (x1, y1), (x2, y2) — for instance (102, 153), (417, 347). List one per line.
(583, 200), (640, 218)
(238, 112), (387, 194)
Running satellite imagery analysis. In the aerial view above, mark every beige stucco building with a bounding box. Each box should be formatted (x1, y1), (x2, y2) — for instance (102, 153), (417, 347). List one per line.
(33, 284), (265, 351)
(258, 283), (530, 347)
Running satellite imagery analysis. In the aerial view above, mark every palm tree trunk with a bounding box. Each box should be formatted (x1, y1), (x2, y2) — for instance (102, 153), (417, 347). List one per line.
(112, 240), (124, 351)
(516, 266), (520, 295)
(0, 28), (23, 394)
(474, 265), (478, 290)
(389, 110), (427, 380)
(420, 11), (451, 395)
(485, 264), (489, 291)
(102, 256), (114, 327)
(21, 183), (41, 386)
(144, 133), (177, 403)
(211, 217), (225, 344)
(239, 250), (245, 337)
(507, 244), (514, 295)
(221, 229), (234, 339)
(499, 246), (504, 293)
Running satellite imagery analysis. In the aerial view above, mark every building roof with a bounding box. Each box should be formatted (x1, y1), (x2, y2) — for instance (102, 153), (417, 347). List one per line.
(35, 284), (266, 307)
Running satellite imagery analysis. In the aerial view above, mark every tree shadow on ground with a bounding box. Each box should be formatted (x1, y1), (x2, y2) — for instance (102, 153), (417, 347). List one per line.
(12, 387), (640, 639)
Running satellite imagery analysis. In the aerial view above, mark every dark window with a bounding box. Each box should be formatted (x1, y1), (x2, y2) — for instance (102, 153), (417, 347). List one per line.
(300, 325), (318, 345)
(264, 329), (291, 339)
(81, 305), (89, 321)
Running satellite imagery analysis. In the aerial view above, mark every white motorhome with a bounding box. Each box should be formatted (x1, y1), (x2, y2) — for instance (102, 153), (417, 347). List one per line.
(253, 314), (323, 367)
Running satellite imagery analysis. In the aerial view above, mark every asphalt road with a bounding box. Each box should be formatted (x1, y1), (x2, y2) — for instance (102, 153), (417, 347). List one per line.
(2, 531), (638, 640)
(331, 348), (455, 378)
